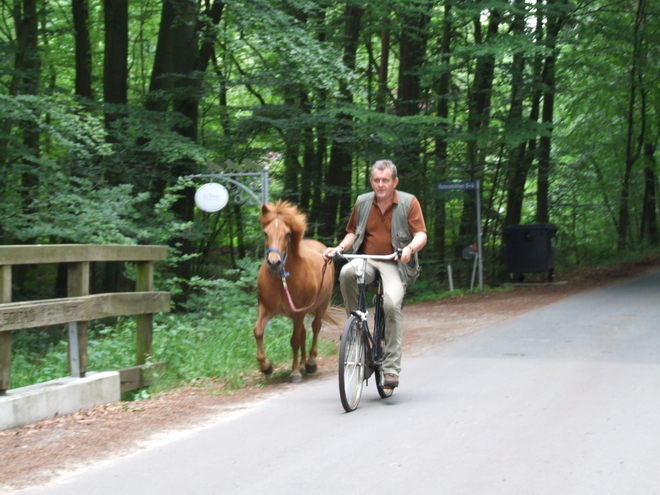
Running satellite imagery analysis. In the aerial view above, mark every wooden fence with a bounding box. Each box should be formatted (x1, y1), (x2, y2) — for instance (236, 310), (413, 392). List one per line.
(0, 244), (170, 395)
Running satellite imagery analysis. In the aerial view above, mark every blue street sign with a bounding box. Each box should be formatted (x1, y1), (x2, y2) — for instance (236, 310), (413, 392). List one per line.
(435, 179), (484, 292)
(436, 181), (478, 191)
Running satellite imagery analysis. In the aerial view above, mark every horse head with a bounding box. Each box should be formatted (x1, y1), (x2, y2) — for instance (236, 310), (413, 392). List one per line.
(261, 201), (307, 277)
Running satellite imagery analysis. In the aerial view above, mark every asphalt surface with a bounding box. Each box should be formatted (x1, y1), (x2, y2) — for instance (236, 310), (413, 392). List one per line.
(13, 270), (660, 495)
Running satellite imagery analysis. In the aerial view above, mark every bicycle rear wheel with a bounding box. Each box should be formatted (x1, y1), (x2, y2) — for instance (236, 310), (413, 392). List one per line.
(338, 315), (365, 412)
(373, 299), (394, 399)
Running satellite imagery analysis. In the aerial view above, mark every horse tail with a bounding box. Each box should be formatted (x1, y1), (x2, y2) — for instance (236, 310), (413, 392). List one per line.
(321, 306), (344, 327)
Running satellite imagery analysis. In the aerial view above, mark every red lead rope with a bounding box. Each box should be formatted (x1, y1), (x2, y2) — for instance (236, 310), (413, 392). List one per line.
(281, 259), (331, 313)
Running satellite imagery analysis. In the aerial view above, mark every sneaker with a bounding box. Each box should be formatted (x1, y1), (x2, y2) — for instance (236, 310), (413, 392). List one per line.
(383, 373), (399, 388)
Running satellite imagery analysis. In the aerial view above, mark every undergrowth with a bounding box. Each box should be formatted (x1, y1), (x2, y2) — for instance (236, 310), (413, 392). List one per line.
(10, 260), (336, 394)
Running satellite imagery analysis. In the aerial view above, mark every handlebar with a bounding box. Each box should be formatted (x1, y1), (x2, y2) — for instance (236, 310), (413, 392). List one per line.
(333, 249), (402, 261)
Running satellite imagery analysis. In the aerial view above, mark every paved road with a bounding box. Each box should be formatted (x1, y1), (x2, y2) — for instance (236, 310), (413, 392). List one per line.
(14, 271), (660, 494)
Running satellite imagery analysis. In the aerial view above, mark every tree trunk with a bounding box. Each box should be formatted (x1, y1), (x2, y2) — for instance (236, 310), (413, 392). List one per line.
(170, 0), (200, 284)
(504, 0), (532, 227)
(536, 0), (569, 224)
(320, 4), (363, 240)
(17, 0), (41, 201)
(146, 4), (173, 111)
(433, 1), (452, 266)
(375, 19), (390, 114)
(640, 143), (658, 245)
(282, 93), (301, 203)
(618, 0), (647, 249)
(103, 0), (128, 130)
(142, 0), (203, 297)
(307, 8), (327, 231)
(299, 90), (315, 214)
(459, 8), (499, 248)
(11, 0), (41, 292)
(72, 0), (93, 100)
(394, 2), (431, 196)
(170, 0), (200, 143)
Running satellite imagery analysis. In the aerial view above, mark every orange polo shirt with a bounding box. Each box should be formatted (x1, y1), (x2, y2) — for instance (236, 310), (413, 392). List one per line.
(346, 191), (426, 255)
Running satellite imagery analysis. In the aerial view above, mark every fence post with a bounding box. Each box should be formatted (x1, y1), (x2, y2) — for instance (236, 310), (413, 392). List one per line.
(67, 262), (90, 377)
(135, 262), (154, 365)
(0, 265), (11, 395)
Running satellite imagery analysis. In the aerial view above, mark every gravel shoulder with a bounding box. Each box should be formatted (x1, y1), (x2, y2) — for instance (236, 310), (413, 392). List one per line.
(2, 255), (660, 491)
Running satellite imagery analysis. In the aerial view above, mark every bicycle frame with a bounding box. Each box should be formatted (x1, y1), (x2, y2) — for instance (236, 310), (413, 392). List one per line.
(338, 252), (399, 393)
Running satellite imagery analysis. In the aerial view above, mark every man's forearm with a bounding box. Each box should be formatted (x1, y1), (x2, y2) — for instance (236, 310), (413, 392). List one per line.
(407, 232), (427, 254)
(337, 233), (356, 253)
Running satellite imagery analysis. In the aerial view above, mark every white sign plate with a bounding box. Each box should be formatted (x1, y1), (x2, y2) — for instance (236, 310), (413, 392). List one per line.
(195, 183), (229, 212)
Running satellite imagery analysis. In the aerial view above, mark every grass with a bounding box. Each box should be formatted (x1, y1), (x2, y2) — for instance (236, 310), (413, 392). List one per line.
(10, 260), (337, 396)
(11, 306), (336, 393)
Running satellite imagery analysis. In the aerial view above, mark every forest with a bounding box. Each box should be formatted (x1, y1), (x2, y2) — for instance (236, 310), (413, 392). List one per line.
(1, 0), (659, 297)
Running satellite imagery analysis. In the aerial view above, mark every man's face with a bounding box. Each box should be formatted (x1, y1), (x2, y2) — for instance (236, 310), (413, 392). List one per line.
(370, 167), (399, 202)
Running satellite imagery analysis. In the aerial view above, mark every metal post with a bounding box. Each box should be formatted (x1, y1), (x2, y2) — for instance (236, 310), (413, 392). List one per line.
(476, 179), (484, 291)
(0, 265), (11, 394)
(262, 166), (269, 205)
(68, 322), (81, 377)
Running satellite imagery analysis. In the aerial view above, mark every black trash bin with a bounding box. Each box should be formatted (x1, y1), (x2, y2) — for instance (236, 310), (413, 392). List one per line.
(503, 223), (558, 282)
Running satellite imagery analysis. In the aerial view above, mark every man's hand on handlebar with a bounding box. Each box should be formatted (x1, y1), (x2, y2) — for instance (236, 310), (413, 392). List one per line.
(323, 246), (341, 261)
(396, 247), (413, 264)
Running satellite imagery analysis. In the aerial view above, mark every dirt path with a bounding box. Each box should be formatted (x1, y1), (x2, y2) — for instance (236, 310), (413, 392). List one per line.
(2, 255), (660, 491)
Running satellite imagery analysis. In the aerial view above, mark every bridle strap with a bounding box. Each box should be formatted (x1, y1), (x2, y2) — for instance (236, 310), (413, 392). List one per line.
(265, 234), (329, 313)
(281, 259), (331, 313)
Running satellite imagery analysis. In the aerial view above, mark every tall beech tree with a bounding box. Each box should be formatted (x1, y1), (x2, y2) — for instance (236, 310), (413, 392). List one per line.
(0, 0), (658, 293)
(536, 0), (570, 224)
(618, 0), (650, 248)
(393, 1), (431, 196)
(320, 3), (363, 239)
(432, 0), (453, 265)
(72, 0), (93, 100)
(458, 5), (500, 251)
(103, 0), (128, 131)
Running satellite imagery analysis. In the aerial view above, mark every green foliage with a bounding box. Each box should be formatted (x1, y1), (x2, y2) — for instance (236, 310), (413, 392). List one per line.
(3, 0), (660, 397)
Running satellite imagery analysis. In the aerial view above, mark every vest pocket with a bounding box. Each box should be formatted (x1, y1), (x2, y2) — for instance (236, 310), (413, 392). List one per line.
(395, 231), (412, 245)
(394, 231), (421, 286)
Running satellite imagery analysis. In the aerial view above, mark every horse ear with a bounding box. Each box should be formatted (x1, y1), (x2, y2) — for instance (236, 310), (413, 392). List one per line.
(261, 203), (271, 217)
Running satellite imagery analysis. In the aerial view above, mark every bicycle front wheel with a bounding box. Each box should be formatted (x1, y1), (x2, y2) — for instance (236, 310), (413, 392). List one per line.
(338, 315), (366, 412)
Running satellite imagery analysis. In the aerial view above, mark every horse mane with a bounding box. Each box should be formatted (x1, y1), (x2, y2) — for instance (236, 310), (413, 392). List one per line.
(261, 200), (308, 253)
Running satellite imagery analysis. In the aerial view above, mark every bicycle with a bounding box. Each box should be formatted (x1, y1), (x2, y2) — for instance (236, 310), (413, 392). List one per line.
(336, 250), (402, 412)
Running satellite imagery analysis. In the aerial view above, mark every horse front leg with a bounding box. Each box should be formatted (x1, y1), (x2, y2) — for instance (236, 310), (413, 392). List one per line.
(253, 305), (273, 375)
(305, 312), (324, 375)
(290, 314), (306, 383)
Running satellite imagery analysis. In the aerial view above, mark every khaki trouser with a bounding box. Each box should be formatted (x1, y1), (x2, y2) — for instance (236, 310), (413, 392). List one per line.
(339, 259), (405, 376)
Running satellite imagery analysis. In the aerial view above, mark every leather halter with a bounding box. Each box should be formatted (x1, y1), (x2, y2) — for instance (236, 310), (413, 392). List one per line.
(264, 234), (291, 277)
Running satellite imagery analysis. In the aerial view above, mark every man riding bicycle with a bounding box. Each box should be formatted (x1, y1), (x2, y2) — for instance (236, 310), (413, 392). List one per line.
(323, 160), (427, 389)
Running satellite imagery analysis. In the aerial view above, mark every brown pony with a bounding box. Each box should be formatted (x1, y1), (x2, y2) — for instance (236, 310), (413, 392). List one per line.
(254, 201), (335, 383)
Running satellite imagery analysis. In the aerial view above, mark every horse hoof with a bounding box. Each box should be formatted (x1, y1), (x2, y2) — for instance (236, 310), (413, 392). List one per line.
(290, 373), (303, 384)
(262, 363), (274, 375)
(305, 363), (318, 374)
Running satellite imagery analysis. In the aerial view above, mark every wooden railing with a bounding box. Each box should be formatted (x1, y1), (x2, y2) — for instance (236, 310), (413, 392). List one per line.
(0, 245), (170, 395)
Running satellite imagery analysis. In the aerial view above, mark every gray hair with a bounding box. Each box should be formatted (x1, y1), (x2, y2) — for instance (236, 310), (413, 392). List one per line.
(371, 160), (398, 180)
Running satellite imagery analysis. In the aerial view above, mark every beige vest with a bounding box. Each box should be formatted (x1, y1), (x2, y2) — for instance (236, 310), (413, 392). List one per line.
(352, 191), (421, 286)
